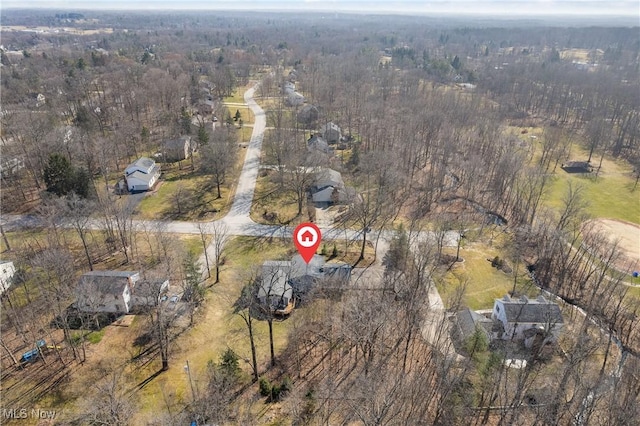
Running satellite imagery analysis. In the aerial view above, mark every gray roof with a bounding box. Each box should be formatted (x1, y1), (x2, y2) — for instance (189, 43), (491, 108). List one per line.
(163, 136), (190, 150)
(291, 254), (325, 278)
(133, 279), (169, 299)
(78, 271), (139, 296)
(128, 165), (160, 184)
(314, 168), (344, 189)
(500, 298), (564, 324)
(456, 308), (493, 339)
(259, 263), (293, 305)
(130, 157), (155, 170)
(307, 135), (330, 153)
(321, 122), (341, 133)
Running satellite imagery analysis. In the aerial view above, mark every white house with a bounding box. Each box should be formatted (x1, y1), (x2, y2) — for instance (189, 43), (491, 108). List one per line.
(283, 81), (305, 106)
(492, 295), (564, 341)
(75, 271), (140, 314)
(0, 260), (15, 295)
(124, 157), (160, 192)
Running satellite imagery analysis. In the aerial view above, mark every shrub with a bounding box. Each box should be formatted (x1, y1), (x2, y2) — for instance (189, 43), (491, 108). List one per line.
(281, 376), (292, 393)
(259, 377), (272, 397)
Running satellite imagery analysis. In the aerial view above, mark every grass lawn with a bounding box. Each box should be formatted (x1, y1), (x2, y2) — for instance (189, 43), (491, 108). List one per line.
(223, 84), (253, 104)
(135, 154), (241, 221)
(511, 129), (640, 225)
(132, 236), (295, 423)
(435, 240), (538, 310)
(250, 171), (311, 226)
(544, 170), (639, 225)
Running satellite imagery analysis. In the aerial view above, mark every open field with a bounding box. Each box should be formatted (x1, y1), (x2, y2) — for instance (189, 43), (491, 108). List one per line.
(585, 219), (640, 273)
(543, 146), (639, 225)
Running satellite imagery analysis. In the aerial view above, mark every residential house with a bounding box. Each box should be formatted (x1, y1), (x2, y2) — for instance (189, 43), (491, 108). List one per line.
(307, 134), (331, 155)
(0, 260), (15, 295)
(163, 136), (192, 162)
(286, 91), (305, 106)
(283, 81), (305, 106)
(297, 104), (319, 127)
(259, 255), (351, 313)
(199, 99), (216, 115)
(124, 157), (161, 192)
(129, 278), (169, 311)
(491, 295), (564, 341)
(259, 261), (294, 315)
(75, 271), (140, 314)
(320, 122), (342, 144)
(453, 308), (495, 346)
(311, 168), (350, 204)
(30, 93), (46, 108)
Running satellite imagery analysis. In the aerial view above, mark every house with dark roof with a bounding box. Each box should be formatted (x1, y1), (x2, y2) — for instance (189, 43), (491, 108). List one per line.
(311, 168), (352, 205)
(259, 261), (295, 315)
(129, 278), (169, 311)
(124, 157), (161, 192)
(454, 308), (495, 345)
(492, 295), (564, 341)
(162, 136), (192, 162)
(258, 255), (351, 314)
(297, 104), (319, 127)
(320, 122), (342, 144)
(75, 271), (140, 314)
(307, 134), (331, 155)
(76, 271), (169, 314)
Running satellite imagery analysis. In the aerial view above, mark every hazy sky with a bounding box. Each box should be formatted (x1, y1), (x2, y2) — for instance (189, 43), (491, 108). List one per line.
(1, 0), (638, 17)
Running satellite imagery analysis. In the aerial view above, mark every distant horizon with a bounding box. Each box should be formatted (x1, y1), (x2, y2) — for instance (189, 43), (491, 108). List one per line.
(1, 1), (638, 18)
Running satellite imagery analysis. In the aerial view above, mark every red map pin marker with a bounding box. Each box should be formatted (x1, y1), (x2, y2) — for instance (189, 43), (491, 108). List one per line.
(294, 223), (322, 264)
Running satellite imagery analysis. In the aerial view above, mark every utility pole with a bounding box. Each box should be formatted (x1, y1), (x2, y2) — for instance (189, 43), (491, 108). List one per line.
(184, 360), (196, 402)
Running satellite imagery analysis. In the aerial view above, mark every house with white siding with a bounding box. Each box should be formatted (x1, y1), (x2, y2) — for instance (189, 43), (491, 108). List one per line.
(0, 260), (15, 295)
(491, 295), (564, 341)
(124, 157), (161, 192)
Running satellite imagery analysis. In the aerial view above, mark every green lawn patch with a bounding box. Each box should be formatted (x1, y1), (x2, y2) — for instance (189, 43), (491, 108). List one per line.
(135, 157), (239, 221)
(435, 242), (538, 310)
(545, 172), (639, 224)
(533, 139), (639, 224)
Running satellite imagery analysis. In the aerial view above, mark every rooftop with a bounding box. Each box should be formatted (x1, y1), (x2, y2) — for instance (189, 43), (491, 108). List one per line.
(498, 296), (564, 324)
